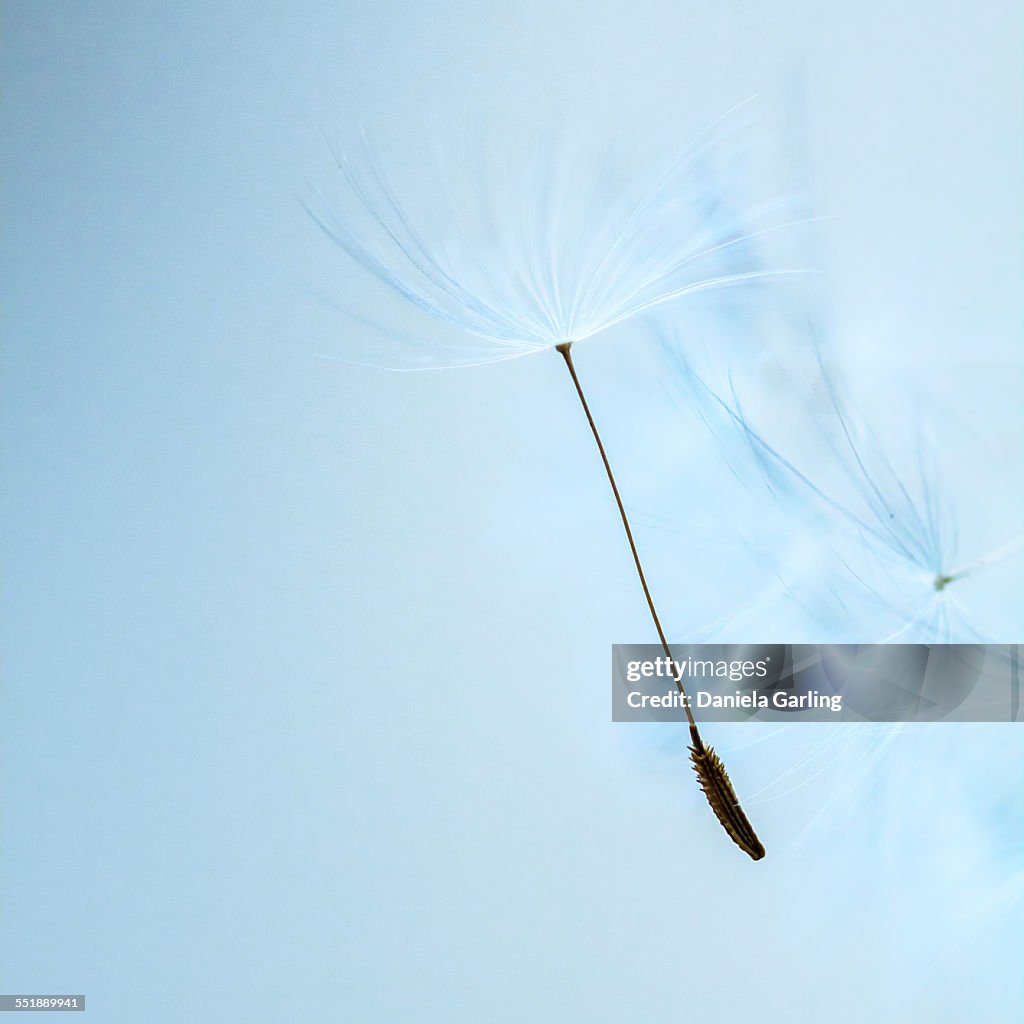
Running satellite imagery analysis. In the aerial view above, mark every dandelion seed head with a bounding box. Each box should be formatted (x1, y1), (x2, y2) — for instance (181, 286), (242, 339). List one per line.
(306, 103), (801, 369)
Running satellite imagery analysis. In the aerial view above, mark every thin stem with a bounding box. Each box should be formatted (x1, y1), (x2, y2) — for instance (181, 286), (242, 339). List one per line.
(557, 342), (765, 856)
(556, 342), (697, 732)
(556, 341), (765, 860)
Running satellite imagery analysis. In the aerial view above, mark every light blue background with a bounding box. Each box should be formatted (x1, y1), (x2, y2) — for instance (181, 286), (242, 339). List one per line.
(2, 3), (1022, 1021)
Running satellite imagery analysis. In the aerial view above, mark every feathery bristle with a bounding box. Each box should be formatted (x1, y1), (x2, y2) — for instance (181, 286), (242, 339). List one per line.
(689, 728), (766, 860)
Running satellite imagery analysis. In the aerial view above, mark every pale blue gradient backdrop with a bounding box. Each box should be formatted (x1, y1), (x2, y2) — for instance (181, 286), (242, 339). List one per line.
(2, 3), (1022, 1022)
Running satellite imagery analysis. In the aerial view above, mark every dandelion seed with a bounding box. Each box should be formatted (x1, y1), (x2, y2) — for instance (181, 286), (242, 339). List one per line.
(658, 323), (1024, 646)
(307, 108), (795, 859)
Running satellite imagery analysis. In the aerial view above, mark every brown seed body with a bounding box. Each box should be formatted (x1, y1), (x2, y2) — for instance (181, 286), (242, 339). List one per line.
(689, 726), (766, 860)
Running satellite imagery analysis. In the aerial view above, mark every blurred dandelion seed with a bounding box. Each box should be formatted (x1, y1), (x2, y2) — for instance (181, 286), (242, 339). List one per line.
(307, 108), (794, 859)
(660, 325), (1024, 646)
